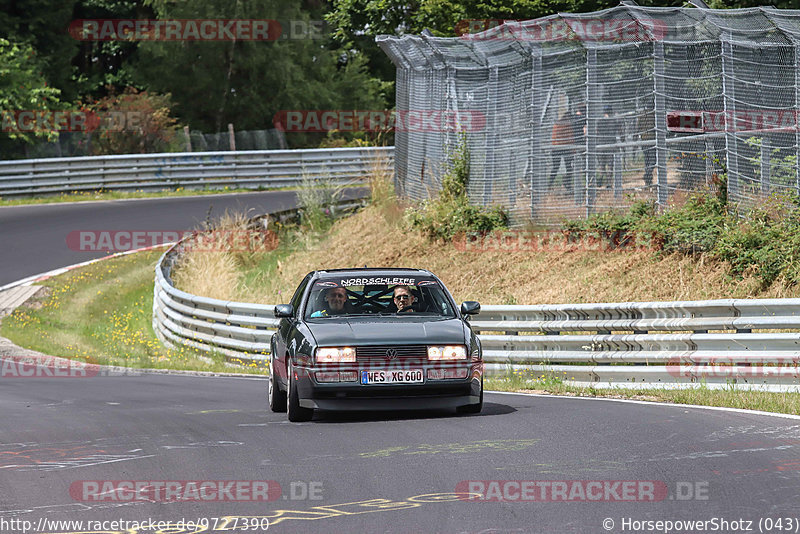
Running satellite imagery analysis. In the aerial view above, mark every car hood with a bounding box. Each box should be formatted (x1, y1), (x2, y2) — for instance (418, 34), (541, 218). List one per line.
(307, 317), (467, 346)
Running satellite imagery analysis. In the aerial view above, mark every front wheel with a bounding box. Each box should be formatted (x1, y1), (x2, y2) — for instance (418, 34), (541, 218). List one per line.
(268, 357), (286, 412)
(287, 363), (314, 422)
(457, 377), (483, 415)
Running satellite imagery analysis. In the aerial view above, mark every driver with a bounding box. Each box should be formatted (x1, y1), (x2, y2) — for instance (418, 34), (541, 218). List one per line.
(392, 285), (416, 313)
(310, 287), (350, 317)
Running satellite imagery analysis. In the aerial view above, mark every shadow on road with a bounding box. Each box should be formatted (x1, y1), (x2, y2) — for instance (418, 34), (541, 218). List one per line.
(311, 402), (516, 424)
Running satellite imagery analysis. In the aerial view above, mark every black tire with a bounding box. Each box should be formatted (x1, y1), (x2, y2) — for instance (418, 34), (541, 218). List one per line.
(268, 357), (287, 413)
(457, 378), (483, 415)
(287, 364), (314, 422)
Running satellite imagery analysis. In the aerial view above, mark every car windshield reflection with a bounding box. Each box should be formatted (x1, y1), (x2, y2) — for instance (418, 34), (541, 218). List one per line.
(304, 279), (456, 319)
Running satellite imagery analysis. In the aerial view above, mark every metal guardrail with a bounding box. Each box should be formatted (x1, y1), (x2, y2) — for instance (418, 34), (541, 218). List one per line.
(0, 147), (394, 197)
(153, 216), (800, 391)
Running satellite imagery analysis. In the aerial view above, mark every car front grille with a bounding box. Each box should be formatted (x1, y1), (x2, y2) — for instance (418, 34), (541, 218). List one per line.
(356, 344), (427, 364)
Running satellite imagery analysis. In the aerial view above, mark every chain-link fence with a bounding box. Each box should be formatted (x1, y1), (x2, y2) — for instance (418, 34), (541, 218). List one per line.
(378, 6), (800, 223)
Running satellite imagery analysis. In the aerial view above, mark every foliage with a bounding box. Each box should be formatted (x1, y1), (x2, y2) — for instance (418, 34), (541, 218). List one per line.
(744, 136), (799, 188)
(0, 0), (80, 100)
(71, 0), (154, 97)
(563, 176), (800, 289)
(714, 192), (800, 287)
(296, 174), (346, 234)
(0, 38), (64, 145)
(136, 0), (386, 141)
(326, 0), (633, 88)
(84, 87), (180, 154)
(406, 135), (508, 240)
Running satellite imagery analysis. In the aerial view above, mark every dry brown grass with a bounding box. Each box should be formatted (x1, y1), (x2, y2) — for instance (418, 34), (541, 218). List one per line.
(175, 202), (798, 304)
(171, 250), (240, 301)
(171, 211), (253, 301)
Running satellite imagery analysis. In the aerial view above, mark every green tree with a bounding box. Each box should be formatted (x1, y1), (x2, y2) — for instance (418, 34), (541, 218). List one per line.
(135, 0), (385, 143)
(326, 0), (619, 104)
(0, 0), (80, 100)
(71, 0), (156, 98)
(0, 38), (63, 147)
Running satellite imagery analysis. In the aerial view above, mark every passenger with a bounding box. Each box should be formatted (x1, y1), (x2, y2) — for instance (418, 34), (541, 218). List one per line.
(310, 287), (349, 317)
(393, 285), (416, 313)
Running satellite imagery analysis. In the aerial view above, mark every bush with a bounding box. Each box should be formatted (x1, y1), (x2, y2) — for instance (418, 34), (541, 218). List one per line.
(562, 184), (800, 289)
(85, 87), (180, 155)
(714, 192), (800, 287)
(296, 174), (343, 234)
(406, 135), (508, 240)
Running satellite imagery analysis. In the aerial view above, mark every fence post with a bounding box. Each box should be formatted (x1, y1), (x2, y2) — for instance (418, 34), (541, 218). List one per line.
(653, 41), (668, 209)
(796, 44), (800, 198)
(720, 34), (739, 205)
(586, 48), (598, 217)
(228, 123), (236, 151)
(484, 66), (499, 206)
(529, 51), (543, 220)
(183, 126), (192, 152)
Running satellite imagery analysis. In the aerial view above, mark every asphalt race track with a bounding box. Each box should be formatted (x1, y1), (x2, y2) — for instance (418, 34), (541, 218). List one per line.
(1, 195), (800, 534)
(1, 373), (800, 534)
(0, 190), (364, 287)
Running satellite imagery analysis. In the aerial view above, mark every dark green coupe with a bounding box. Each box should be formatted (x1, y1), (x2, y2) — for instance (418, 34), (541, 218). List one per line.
(269, 268), (483, 421)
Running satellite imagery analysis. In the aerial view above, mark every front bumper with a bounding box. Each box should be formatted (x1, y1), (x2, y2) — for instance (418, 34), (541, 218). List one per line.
(294, 362), (483, 411)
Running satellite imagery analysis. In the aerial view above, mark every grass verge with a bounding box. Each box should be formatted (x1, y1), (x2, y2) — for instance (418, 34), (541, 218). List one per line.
(0, 249), (266, 374)
(486, 372), (800, 416)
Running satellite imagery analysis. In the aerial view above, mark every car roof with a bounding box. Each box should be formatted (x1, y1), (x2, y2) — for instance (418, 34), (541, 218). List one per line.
(312, 268), (435, 278)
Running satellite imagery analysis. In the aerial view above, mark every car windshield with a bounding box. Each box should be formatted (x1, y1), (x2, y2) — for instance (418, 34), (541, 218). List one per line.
(304, 276), (456, 319)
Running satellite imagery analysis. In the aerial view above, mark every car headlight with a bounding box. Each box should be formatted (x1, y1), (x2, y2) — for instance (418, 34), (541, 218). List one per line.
(316, 347), (356, 363)
(427, 345), (467, 360)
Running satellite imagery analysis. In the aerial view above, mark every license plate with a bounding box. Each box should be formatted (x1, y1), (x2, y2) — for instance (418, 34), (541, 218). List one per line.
(361, 369), (423, 384)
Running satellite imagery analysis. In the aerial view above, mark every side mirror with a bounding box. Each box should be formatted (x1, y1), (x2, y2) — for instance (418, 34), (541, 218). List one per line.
(274, 304), (294, 318)
(460, 301), (481, 316)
